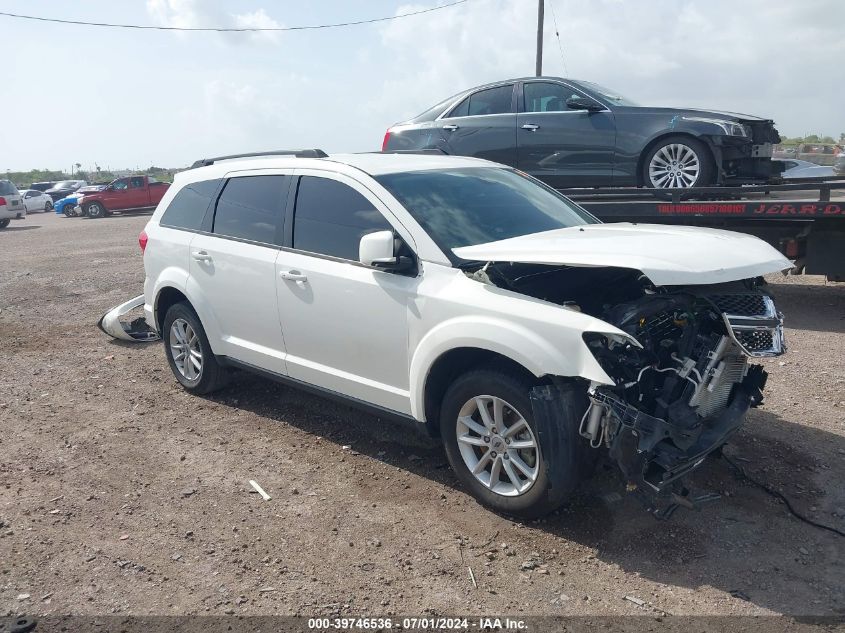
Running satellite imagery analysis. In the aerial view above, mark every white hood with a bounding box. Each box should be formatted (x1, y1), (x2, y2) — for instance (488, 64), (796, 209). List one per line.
(452, 223), (792, 286)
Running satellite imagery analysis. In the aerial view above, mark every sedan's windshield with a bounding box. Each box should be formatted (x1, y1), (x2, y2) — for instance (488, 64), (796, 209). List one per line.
(53, 181), (76, 189)
(375, 168), (597, 256)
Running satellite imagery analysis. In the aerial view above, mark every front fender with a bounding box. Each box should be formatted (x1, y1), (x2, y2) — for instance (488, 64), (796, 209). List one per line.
(408, 314), (621, 421)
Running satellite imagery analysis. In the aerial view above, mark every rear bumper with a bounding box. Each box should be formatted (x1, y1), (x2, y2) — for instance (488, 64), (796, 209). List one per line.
(0, 207), (25, 220)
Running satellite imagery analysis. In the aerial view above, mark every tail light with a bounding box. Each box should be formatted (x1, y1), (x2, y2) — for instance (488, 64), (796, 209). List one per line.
(0, 197), (6, 206)
(139, 229), (148, 253)
(381, 129), (391, 151)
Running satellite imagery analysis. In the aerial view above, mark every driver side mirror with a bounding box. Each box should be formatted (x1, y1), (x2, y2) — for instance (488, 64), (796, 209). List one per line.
(565, 96), (603, 112)
(359, 230), (414, 272)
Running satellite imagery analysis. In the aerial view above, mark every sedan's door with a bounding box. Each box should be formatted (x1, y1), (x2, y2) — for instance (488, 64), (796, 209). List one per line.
(22, 191), (37, 212)
(436, 83), (517, 166)
(516, 81), (616, 187)
(275, 171), (417, 414)
(187, 173), (291, 374)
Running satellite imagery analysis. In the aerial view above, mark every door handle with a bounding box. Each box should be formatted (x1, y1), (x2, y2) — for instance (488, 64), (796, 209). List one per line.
(191, 250), (212, 262)
(442, 124), (459, 131)
(521, 123), (539, 131)
(279, 270), (308, 282)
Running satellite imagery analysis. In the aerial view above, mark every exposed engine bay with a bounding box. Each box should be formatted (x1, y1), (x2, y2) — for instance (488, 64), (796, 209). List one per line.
(467, 262), (786, 514)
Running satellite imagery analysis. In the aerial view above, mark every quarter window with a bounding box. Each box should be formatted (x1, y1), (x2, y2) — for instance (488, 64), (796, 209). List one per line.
(212, 176), (287, 244)
(445, 84), (514, 118)
(160, 179), (220, 231)
(293, 176), (392, 261)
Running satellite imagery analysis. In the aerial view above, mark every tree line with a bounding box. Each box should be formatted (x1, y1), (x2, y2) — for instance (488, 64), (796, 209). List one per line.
(4, 166), (176, 188)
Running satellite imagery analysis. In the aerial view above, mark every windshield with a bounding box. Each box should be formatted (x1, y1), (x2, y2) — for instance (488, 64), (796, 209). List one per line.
(0, 180), (19, 195)
(577, 81), (640, 107)
(375, 167), (597, 258)
(53, 180), (76, 189)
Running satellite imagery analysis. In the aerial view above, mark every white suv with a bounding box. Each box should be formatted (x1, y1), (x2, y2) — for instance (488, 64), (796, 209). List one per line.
(141, 150), (790, 517)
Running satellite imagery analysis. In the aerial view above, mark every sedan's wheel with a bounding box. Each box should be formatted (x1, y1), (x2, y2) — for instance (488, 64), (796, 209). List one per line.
(644, 136), (713, 189)
(86, 202), (105, 219)
(45, 201), (53, 212)
(456, 395), (539, 496)
(162, 301), (226, 394)
(440, 369), (584, 518)
(0, 219), (10, 229)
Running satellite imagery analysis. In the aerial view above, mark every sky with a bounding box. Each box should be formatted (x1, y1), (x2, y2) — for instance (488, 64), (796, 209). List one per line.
(3, 0), (843, 172)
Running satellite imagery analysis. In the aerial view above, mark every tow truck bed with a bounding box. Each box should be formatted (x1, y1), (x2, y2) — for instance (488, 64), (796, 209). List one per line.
(558, 178), (845, 281)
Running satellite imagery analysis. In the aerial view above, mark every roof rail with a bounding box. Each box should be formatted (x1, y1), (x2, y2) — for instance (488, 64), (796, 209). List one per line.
(378, 148), (448, 155)
(190, 149), (328, 169)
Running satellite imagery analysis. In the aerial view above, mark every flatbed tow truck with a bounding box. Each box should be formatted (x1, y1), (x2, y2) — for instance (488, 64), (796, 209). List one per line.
(557, 177), (845, 281)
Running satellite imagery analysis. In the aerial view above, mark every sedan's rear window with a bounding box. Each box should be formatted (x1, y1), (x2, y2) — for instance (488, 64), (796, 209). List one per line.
(376, 168), (596, 257)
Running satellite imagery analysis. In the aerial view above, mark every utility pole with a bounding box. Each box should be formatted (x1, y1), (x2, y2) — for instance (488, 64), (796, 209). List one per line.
(535, 0), (544, 77)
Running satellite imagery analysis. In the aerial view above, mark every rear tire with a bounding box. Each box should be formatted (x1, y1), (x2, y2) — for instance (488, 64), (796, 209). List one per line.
(440, 369), (583, 518)
(85, 202), (106, 219)
(0, 219), (9, 229)
(162, 301), (226, 395)
(44, 201), (53, 212)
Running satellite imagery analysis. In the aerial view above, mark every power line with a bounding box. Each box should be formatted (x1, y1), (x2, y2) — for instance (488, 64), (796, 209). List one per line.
(0, 1), (469, 32)
(546, 0), (568, 76)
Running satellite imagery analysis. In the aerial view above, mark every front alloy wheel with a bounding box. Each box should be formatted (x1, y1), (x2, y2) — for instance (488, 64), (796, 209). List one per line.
(648, 142), (701, 188)
(456, 395), (539, 496)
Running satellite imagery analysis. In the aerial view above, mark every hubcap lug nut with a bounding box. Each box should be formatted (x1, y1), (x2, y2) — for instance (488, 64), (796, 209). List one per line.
(505, 438), (511, 444)
(483, 435), (490, 443)
(503, 453), (509, 460)
(491, 451), (497, 458)
(491, 427), (497, 434)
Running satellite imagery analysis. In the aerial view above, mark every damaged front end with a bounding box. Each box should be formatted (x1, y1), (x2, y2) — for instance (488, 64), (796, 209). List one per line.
(580, 281), (784, 515)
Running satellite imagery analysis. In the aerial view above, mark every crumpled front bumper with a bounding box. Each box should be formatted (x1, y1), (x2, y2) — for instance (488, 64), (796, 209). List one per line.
(97, 294), (160, 342)
(596, 364), (767, 495)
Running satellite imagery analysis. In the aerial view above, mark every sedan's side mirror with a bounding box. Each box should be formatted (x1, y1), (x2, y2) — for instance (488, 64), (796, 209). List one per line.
(359, 230), (414, 272)
(565, 97), (603, 112)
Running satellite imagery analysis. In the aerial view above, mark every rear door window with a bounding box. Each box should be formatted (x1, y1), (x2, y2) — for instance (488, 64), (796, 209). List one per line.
(292, 176), (392, 261)
(445, 84), (514, 118)
(160, 179), (220, 231)
(212, 175), (288, 245)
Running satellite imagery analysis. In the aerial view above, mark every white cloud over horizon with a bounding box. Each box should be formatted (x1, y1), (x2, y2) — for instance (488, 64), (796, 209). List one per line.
(3, 0), (843, 172)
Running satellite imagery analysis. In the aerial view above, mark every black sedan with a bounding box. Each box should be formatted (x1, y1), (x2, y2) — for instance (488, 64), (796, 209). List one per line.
(382, 78), (783, 188)
(45, 179), (87, 201)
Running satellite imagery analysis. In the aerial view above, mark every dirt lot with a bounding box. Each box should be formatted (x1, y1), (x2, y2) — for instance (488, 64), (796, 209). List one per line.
(1, 211), (844, 619)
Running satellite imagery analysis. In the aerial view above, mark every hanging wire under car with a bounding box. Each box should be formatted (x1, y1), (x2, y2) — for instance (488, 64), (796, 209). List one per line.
(723, 453), (845, 538)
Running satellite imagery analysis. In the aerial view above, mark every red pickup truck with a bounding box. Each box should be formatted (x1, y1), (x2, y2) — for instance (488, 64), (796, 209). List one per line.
(78, 175), (170, 219)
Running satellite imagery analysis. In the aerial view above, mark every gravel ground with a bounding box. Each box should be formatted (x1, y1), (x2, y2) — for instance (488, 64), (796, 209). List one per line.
(1, 211), (844, 619)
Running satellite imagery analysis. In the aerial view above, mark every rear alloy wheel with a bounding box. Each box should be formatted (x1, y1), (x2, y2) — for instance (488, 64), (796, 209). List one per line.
(162, 301), (226, 394)
(44, 201), (53, 212)
(86, 202), (106, 219)
(0, 219), (10, 229)
(644, 136), (713, 189)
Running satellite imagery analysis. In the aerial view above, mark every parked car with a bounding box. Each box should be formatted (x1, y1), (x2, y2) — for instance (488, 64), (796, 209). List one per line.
(776, 158), (834, 179)
(29, 181), (56, 193)
(795, 143), (838, 166)
(138, 150), (789, 517)
(19, 189), (54, 213)
(45, 180), (87, 201)
(0, 179), (25, 228)
(834, 155), (845, 176)
(55, 184), (108, 216)
(383, 77), (783, 188)
(78, 175), (169, 218)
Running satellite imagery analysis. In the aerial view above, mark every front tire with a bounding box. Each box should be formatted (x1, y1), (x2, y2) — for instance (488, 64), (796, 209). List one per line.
(440, 369), (582, 518)
(643, 136), (714, 189)
(162, 301), (226, 395)
(85, 202), (106, 219)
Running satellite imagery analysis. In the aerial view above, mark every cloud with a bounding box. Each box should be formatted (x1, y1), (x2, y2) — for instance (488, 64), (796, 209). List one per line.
(145, 1), (284, 43)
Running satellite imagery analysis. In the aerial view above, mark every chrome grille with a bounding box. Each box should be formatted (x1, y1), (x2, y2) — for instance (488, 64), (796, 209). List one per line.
(734, 329), (775, 353)
(711, 294), (769, 317)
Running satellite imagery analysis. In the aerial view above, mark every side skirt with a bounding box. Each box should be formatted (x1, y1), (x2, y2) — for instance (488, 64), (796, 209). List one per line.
(219, 356), (422, 429)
